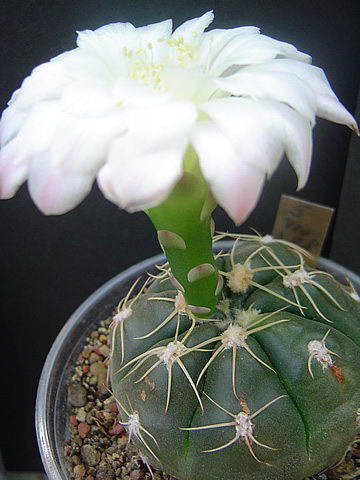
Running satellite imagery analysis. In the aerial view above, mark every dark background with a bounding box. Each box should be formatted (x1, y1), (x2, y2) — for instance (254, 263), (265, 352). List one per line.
(0, 0), (359, 473)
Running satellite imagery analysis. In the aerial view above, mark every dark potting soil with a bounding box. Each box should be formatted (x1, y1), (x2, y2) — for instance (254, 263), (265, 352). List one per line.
(64, 316), (360, 480)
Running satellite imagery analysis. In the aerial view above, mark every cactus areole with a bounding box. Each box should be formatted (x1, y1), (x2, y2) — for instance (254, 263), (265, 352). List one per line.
(109, 234), (360, 480)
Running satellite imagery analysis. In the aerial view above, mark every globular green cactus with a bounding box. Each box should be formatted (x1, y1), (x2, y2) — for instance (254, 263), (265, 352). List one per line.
(109, 233), (360, 480)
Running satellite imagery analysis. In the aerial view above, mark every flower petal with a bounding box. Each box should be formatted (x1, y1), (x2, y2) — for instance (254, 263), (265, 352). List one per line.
(97, 101), (197, 211)
(0, 103), (27, 148)
(77, 18), (173, 65)
(238, 59), (358, 130)
(0, 102), (61, 199)
(204, 28), (310, 77)
(161, 67), (218, 104)
(191, 121), (266, 224)
(215, 66), (317, 125)
(0, 141), (30, 199)
(191, 97), (313, 223)
(111, 77), (171, 107)
(172, 11), (214, 43)
(7, 60), (72, 112)
(27, 108), (129, 214)
(28, 153), (95, 215)
(201, 97), (312, 186)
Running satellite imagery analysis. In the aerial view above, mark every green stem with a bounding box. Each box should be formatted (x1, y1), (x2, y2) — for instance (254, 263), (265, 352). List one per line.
(147, 172), (220, 317)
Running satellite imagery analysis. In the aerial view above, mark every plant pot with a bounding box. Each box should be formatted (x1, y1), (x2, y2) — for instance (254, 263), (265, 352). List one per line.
(35, 246), (360, 480)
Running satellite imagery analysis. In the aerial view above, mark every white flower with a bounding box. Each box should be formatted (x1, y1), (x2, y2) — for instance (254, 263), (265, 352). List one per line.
(0, 11), (357, 223)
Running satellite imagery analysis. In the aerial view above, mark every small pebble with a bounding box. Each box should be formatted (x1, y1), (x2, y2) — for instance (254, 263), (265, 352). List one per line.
(78, 422), (91, 439)
(76, 407), (87, 423)
(130, 469), (145, 480)
(68, 383), (88, 407)
(108, 424), (125, 436)
(117, 436), (128, 451)
(82, 348), (92, 359)
(81, 444), (101, 467)
(90, 361), (107, 377)
(108, 402), (118, 414)
(94, 463), (115, 480)
(70, 415), (79, 426)
(72, 455), (81, 465)
(74, 463), (86, 478)
(89, 352), (103, 364)
(99, 344), (110, 357)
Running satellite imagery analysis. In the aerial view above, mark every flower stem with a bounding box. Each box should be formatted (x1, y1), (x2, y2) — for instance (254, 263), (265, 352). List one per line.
(147, 172), (220, 317)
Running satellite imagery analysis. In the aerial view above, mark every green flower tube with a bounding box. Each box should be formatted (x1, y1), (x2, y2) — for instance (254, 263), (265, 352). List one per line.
(147, 169), (220, 317)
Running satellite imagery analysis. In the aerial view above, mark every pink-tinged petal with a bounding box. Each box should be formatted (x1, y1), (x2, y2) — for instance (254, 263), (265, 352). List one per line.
(26, 113), (127, 215)
(28, 152), (95, 215)
(191, 121), (266, 224)
(98, 148), (182, 212)
(0, 102), (61, 199)
(0, 93), (127, 210)
(0, 104), (27, 147)
(0, 141), (30, 198)
(22, 109), (127, 213)
(97, 101), (197, 211)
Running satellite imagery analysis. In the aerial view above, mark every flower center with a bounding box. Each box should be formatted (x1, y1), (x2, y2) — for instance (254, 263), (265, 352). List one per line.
(124, 44), (165, 88)
(123, 34), (200, 90)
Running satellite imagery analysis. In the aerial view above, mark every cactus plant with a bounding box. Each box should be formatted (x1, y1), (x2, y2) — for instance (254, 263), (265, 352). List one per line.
(109, 233), (360, 480)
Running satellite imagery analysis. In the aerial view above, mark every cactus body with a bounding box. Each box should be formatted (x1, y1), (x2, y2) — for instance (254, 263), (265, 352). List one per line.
(109, 235), (360, 480)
